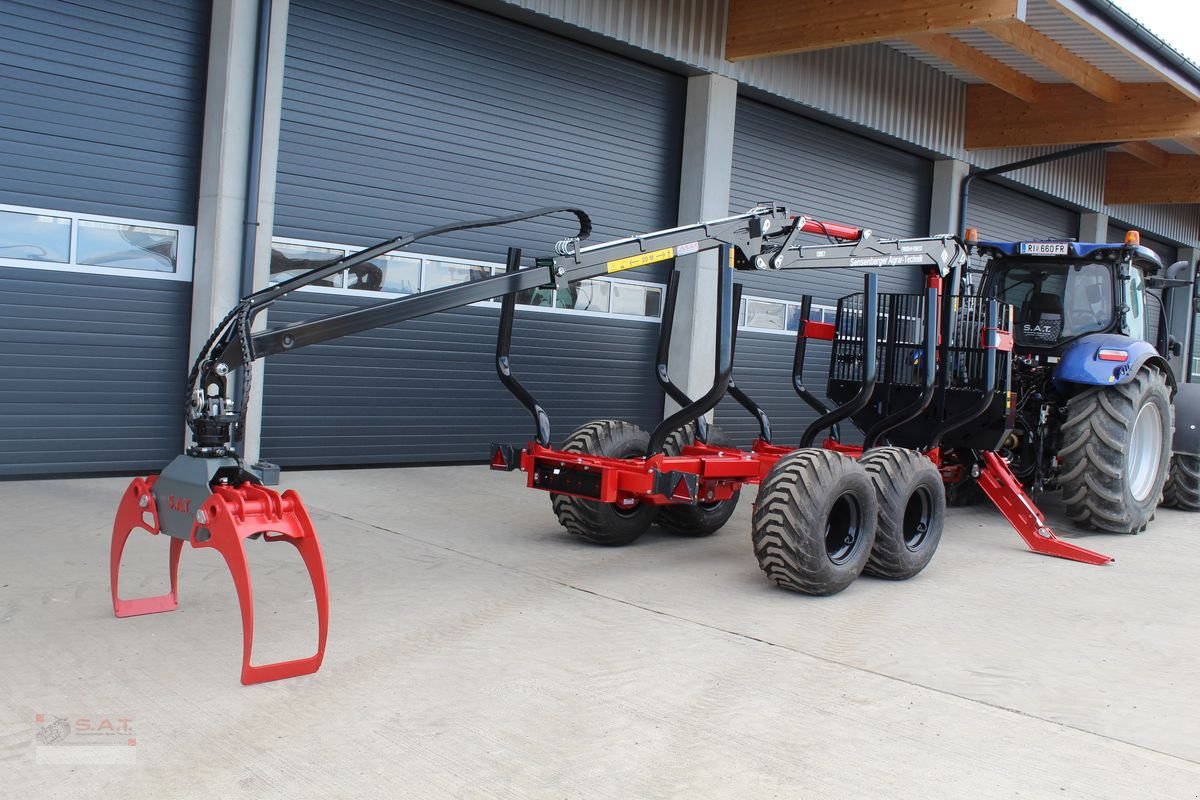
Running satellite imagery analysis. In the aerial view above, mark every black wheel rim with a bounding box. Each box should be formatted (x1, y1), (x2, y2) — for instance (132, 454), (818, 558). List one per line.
(903, 487), (933, 550)
(825, 492), (863, 565)
(612, 444), (646, 517)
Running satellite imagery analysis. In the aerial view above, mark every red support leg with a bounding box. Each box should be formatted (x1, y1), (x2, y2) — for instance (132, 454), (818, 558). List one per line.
(111, 477), (184, 617)
(976, 451), (1113, 566)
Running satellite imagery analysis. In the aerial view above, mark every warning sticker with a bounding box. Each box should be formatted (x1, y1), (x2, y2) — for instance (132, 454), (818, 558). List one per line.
(607, 246), (675, 273)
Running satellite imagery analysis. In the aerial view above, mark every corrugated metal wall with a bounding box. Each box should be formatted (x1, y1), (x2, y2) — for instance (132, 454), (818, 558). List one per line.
(715, 98), (933, 447)
(263, 0), (683, 465)
(1106, 203), (1200, 249)
(0, 0), (206, 223)
(967, 147), (1106, 213)
(492, 0), (965, 157)
(489, 0), (1198, 248)
(0, 0), (205, 477)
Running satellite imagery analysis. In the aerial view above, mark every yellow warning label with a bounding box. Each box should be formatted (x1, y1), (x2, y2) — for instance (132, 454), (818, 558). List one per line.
(606, 246), (674, 274)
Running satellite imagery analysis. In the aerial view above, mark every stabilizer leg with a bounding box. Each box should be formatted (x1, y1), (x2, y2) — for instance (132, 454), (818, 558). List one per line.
(976, 452), (1113, 565)
(111, 477), (184, 617)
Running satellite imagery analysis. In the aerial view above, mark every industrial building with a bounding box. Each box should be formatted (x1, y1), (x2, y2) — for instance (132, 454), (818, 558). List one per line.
(2, 0), (1198, 476)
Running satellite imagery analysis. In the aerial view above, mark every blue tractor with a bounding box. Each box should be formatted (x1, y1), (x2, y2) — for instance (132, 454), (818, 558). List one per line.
(964, 229), (1200, 532)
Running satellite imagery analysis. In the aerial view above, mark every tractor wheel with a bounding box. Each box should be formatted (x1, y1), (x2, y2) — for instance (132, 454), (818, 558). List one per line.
(550, 420), (656, 546)
(858, 447), (945, 580)
(1162, 453), (1200, 511)
(1059, 366), (1173, 533)
(751, 448), (878, 596)
(655, 422), (741, 537)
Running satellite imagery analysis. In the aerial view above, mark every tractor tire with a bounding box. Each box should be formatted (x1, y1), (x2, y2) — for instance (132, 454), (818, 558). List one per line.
(550, 420), (657, 546)
(751, 448), (878, 596)
(1162, 453), (1200, 511)
(655, 422), (741, 537)
(859, 447), (945, 580)
(1059, 366), (1173, 533)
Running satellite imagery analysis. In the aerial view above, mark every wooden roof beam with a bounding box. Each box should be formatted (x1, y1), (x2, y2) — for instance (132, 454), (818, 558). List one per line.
(1177, 137), (1200, 155)
(980, 18), (1123, 103)
(966, 84), (1200, 148)
(1119, 141), (1172, 170)
(1106, 152), (1200, 204)
(906, 32), (1040, 102)
(725, 0), (1027, 61)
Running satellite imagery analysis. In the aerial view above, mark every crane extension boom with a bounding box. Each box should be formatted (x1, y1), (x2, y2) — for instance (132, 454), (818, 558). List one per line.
(188, 206), (964, 455)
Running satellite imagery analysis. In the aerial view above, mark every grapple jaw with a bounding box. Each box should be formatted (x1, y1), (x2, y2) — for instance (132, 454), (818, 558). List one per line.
(110, 455), (329, 685)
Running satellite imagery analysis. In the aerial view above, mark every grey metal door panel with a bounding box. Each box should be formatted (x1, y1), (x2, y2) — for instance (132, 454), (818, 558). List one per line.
(0, 0), (205, 477)
(266, 0), (684, 465)
(0, 268), (191, 477)
(718, 98), (933, 447)
(262, 300), (662, 465)
(966, 180), (1078, 243)
(0, 0), (207, 222)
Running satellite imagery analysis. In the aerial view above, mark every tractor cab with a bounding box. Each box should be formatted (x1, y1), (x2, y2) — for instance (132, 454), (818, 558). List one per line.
(971, 232), (1164, 355)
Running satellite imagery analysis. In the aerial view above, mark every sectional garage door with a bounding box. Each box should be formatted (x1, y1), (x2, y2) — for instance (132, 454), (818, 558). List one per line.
(262, 0), (684, 466)
(715, 98), (933, 447)
(0, 0), (206, 476)
(966, 181), (1078, 242)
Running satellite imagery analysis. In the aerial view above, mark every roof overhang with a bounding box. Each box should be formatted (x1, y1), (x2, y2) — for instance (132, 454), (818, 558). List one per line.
(724, 0), (1200, 206)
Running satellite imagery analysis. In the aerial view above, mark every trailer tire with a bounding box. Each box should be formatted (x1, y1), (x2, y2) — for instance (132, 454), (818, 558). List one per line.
(655, 422), (741, 537)
(1162, 453), (1200, 511)
(858, 447), (944, 580)
(1059, 366), (1173, 533)
(550, 420), (657, 546)
(751, 448), (877, 596)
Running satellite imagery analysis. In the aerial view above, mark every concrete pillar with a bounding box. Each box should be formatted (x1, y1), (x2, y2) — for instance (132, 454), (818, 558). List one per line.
(666, 73), (738, 417)
(189, 0), (288, 463)
(929, 159), (969, 236)
(240, 0), (289, 465)
(1079, 211), (1108, 242)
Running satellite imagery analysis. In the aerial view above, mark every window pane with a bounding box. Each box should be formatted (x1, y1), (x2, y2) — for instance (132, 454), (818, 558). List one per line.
(786, 303), (802, 331)
(350, 254), (419, 293)
(611, 282), (662, 317)
(424, 260), (494, 289)
(570, 279), (610, 312)
(271, 243), (345, 287)
(0, 210), (71, 262)
(516, 286), (558, 308)
(77, 220), (177, 272)
(745, 299), (785, 330)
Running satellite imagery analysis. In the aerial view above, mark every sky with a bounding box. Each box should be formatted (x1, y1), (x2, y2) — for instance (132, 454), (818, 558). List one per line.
(1113, 0), (1200, 65)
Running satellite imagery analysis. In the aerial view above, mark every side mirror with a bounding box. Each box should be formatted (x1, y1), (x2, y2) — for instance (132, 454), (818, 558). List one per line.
(1168, 335), (1183, 357)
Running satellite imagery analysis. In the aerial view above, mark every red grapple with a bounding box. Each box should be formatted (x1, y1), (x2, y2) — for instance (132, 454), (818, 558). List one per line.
(110, 476), (330, 685)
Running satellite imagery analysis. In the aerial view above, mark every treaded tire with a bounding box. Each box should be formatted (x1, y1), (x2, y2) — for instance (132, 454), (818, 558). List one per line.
(655, 422), (741, 537)
(858, 447), (945, 580)
(1162, 453), (1200, 511)
(550, 420), (656, 546)
(1059, 366), (1173, 533)
(751, 448), (878, 596)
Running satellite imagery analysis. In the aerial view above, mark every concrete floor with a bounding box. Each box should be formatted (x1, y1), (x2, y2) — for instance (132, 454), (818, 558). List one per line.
(2, 466), (1199, 799)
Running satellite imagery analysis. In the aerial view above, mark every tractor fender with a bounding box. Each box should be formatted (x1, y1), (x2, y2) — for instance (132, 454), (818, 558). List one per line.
(1053, 334), (1176, 393)
(1174, 383), (1200, 457)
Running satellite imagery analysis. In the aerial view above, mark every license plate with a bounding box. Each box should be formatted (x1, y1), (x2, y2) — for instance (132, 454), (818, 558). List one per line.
(1020, 241), (1069, 255)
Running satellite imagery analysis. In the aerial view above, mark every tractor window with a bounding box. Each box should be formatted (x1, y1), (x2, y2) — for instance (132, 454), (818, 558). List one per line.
(1125, 267), (1146, 341)
(993, 261), (1113, 346)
